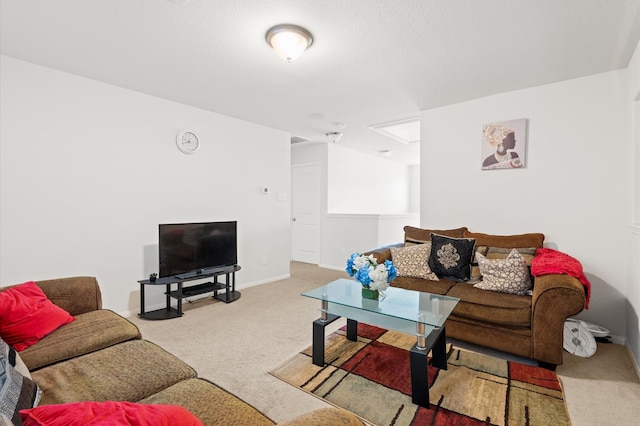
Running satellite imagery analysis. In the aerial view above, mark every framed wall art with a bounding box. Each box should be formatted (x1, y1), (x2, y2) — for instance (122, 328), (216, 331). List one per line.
(481, 118), (527, 170)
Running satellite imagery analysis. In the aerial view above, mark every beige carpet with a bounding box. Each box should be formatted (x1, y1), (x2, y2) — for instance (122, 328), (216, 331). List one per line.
(130, 262), (640, 425)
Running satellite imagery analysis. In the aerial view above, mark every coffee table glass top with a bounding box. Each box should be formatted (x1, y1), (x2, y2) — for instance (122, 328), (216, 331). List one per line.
(302, 278), (459, 327)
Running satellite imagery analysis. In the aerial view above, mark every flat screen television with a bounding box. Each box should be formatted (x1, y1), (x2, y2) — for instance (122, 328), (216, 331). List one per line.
(159, 221), (237, 278)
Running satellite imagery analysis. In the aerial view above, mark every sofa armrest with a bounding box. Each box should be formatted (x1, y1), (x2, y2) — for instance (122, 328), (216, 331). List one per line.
(530, 274), (586, 365)
(364, 243), (403, 264)
(35, 276), (102, 316)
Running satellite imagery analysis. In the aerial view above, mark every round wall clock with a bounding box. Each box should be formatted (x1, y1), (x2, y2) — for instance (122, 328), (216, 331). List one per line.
(176, 130), (200, 154)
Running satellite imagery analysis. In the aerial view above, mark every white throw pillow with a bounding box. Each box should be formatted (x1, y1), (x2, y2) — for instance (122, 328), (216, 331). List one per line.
(390, 243), (439, 280)
(473, 249), (531, 295)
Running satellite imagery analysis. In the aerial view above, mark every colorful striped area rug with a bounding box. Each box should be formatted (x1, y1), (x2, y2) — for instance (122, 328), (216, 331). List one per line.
(270, 324), (570, 426)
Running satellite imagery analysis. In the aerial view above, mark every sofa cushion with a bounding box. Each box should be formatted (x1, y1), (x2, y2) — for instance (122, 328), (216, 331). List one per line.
(485, 246), (536, 263)
(33, 277), (102, 316)
(428, 234), (476, 281)
(0, 282), (75, 351)
(391, 276), (456, 295)
(278, 408), (364, 426)
(139, 378), (274, 426)
(390, 244), (438, 280)
(20, 309), (141, 371)
(447, 283), (532, 327)
(462, 231), (545, 249)
(19, 401), (203, 426)
(403, 226), (468, 245)
(473, 249), (532, 295)
(31, 340), (197, 405)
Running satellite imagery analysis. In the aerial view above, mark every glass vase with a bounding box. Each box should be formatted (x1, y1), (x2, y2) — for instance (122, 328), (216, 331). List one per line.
(361, 287), (379, 300)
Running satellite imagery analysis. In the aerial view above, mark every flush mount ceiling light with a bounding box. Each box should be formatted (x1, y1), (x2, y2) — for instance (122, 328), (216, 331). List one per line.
(326, 132), (343, 143)
(266, 24), (313, 62)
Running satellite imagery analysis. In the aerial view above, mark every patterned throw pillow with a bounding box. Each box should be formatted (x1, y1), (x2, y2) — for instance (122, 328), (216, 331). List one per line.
(390, 244), (439, 280)
(0, 338), (41, 425)
(471, 247), (536, 283)
(469, 246), (489, 283)
(428, 233), (476, 281)
(0, 337), (31, 379)
(473, 249), (532, 295)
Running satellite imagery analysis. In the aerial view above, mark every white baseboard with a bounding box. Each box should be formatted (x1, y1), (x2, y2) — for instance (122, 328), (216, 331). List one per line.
(610, 334), (626, 345)
(239, 273), (291, 288)
(318, 264), (345, 272)
(626, 342), (640, 381)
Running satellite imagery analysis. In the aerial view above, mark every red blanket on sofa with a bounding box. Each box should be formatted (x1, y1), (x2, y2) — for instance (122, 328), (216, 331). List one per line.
(531, 248), (591, 309)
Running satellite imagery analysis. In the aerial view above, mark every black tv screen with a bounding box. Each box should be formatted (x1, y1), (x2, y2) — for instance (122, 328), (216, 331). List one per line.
(159, 221), (237, 278)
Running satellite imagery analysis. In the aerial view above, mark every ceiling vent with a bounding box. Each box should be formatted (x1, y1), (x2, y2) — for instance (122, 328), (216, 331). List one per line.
(290, 136), (310, 145)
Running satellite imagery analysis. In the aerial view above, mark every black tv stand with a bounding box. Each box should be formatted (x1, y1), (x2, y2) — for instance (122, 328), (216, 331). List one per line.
(174, 269), (209, 280)
(138, 265), (241, 320)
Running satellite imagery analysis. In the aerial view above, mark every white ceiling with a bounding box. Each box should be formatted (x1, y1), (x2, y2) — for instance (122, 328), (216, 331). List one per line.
(2, 0), (640, 165)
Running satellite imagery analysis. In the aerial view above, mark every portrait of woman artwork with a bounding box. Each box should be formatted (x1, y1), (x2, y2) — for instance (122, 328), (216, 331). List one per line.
(481, 118), (527, 170)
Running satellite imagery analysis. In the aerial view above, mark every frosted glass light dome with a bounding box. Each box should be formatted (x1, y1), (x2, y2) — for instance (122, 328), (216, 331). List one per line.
(266, 24), (313, 62)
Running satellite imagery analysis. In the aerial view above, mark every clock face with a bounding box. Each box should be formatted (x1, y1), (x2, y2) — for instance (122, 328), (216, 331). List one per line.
(176, 130), (200, 154)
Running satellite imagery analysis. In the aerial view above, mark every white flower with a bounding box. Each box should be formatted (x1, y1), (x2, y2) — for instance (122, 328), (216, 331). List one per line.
(368, 264), (390, 291)
(353, 254), (376, 270)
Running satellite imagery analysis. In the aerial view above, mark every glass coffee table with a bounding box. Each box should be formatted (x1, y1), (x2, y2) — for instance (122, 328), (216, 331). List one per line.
(302, 278), (459, 408)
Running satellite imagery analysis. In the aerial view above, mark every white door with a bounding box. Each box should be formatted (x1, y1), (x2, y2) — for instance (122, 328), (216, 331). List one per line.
(291, 163), (320, 264)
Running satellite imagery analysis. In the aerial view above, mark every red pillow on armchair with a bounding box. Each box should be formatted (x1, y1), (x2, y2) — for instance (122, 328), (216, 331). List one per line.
(0, 281), (75, 351)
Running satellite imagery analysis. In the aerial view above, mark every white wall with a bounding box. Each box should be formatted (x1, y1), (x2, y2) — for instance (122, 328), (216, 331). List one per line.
(626, 39), (640, 370)
(327, 143), (413, 214)
(0, 56), (292, 316)
(320, 213), (419, 270)
(408, 165), (420, 213)
(292, 143), (419, 270)
(421, 70), (630, 342)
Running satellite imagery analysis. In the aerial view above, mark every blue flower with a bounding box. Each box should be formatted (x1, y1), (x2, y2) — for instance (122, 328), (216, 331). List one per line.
(355, 265), (371, 286)
(384, 260), (397, 282)
(345, 252), (360, 277)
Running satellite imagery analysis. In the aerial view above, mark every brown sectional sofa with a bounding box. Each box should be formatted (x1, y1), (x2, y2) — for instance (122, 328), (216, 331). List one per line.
(1, 277), (363, 425)
(366, 226), (587, 368)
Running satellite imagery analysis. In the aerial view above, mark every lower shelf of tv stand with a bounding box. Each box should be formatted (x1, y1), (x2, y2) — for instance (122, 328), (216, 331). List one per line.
(139, 307), (182, 320)
(167, 282), (241, 304)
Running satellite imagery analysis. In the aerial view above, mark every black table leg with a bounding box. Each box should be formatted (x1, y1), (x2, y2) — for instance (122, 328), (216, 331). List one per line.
(410, 344), (430, 407)
(312, 314), (340, 366)
(346, 318), (358, 341)
(409, 326), (447, 408)
(429, 326), (448, 370)
(312, 319), (325, 366)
